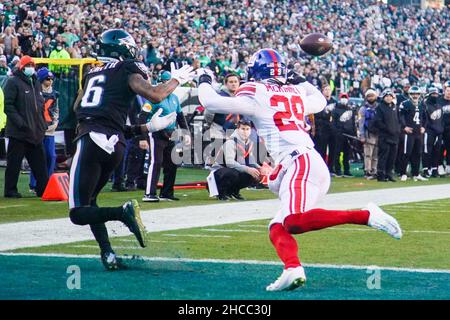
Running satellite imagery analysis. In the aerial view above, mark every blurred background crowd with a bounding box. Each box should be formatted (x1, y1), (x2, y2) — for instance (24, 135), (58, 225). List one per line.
(0, 0), (449, 96)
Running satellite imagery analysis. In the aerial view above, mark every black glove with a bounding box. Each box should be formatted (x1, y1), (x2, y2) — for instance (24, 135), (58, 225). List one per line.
(198, 73), (212, 85)
(286, 70), (306, 85)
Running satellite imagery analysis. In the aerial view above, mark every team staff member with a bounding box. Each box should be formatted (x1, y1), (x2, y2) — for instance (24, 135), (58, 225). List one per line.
(203, 73), (241, 166)
(439, 82), (450, 174)
(143, 71), (191, 202)
(374, 89), (401, 182)
(69, 29), (195, 270)
(398, 86), (427, 181)
(358, 89), (378, 179)
(422, 87), (444, 177)
(313, 84), (336, 172)
(210, 119), (260, 200)
(331, 92), (356, 177)
(3, 56), (49, 198)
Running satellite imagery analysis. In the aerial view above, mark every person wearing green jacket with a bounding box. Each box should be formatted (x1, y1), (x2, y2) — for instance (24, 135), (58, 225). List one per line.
(48, 41), (71, 75)
(0, 86), (6, 131)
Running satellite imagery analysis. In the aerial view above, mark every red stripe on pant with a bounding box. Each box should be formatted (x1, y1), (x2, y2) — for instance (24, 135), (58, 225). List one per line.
(291, 155), (309, 214)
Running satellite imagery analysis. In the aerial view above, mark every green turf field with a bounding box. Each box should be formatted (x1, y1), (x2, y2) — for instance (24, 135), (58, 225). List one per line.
(4, 198), (450, 300)
(1, 166), (449, 224)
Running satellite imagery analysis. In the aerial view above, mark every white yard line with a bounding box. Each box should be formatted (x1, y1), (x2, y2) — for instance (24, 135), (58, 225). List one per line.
(201, 228), (263, 233)
(327, 227), (450, 235)
(1, 252), (449, 275)
(162, 234), (231, 238)
(0, 205), (27, 210)
(0, 184), (449, 251)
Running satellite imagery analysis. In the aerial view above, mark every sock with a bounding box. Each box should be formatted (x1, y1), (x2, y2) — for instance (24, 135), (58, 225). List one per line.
(284, 208), (370, 234)
(90, 223), (113, 254)
(269, 223), (301, 269)
(70, 206), (124, 225)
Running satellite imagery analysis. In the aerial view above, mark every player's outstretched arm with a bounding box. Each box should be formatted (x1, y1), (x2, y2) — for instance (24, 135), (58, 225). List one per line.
(129, 73), (179, 104)
(197, 74), (257, 116)
(297, 81), (327, 115)
(129, 64), (195, 104)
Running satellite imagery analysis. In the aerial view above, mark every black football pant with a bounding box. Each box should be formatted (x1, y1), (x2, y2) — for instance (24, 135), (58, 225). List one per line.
(314, 129), (335, 172)
(443, 129), (450, 166)
(377, 138), (398, 178)
(125, 138), (147, 188)
(422, 132), (442, 172)
(333, 134), (351, 175)
(4, 138), (49, 197)
(68, 134), (126, 255)
(145, 133), (177, 197)
(399, 133), (422, 176)
(214, 167), (256, 196)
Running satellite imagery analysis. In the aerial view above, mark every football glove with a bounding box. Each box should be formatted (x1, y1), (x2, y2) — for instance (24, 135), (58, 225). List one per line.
(170, 63), (195, 85)
(146, 109), (177, 132)
(286, 70), (306, 85)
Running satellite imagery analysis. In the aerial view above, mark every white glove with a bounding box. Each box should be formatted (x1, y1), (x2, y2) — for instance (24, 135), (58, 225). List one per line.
(171, 63), (195, 85)
(195, 67), (215, 79)
(146, 109), (177, 132)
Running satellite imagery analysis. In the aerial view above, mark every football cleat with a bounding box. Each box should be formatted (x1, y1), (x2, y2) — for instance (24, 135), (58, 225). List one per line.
(266, 266), (306, 291)
(367, 202), (402, 239)
(142, 194), (160, 202)
(400, 174), (408, 181)
(122, 199), (147, 247)
(101, 251), (127, 271)
(413, 175), (428, 181)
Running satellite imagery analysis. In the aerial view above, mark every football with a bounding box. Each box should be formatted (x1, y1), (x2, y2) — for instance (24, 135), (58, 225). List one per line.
(300, 33), (333, 56)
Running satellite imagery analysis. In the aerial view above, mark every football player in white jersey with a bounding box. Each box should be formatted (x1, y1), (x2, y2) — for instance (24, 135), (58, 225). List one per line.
(198, 48), (403, 291)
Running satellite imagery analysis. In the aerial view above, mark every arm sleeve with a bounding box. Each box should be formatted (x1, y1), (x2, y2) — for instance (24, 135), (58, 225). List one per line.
(198, 83), (258, 116)
(3, 80), (26, 129)
(296, 81), (327, 115)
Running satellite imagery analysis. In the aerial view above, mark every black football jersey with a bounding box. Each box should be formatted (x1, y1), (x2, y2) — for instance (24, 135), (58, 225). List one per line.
(398, 99), (427, 133)
(76, 59), (149, 140)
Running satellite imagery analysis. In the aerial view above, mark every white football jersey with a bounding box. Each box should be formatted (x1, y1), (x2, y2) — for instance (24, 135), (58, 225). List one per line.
(234, 81), (324, 162)
(198, 80), (326, 163)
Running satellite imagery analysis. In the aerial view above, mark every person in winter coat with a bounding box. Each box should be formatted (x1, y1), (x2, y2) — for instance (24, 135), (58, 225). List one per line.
(3, 56), (48, 198)
(373, 89), (401, 182)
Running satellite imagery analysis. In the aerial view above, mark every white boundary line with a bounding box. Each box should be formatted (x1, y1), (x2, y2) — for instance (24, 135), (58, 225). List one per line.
(1, 252), (449, 275)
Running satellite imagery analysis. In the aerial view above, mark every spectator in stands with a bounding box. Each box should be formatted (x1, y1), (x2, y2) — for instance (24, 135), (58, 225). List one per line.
(3, 56), (48, 198)
(0, 55), (11, 76)
(29, 67), (59, 193)
(208, 119), (260, 201)
(49, 40), (70, 76)
(358, 88), (379, 179)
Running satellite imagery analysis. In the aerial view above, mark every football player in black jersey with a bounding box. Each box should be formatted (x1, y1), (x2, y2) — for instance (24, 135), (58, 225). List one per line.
(398, 86), (428, 181)
(439, 81), (450, 174)
(68, 29), (195, 270)
(422, 87), (444, 178)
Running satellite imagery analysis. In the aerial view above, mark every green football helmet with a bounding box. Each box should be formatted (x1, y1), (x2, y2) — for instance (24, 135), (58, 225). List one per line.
(96, 29), (139, 60)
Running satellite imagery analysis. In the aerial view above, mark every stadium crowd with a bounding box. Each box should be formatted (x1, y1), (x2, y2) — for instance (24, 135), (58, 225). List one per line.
(0, 0), (449, 199)
(0, 0), (449, 94)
